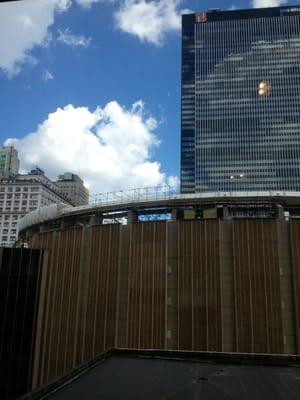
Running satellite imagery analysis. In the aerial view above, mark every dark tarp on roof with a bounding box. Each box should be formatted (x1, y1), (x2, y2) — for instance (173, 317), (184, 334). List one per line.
(20, 349), (300, 400)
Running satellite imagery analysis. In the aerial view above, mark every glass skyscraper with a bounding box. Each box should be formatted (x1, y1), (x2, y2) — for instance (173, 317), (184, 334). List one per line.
(181, 6), (300, 193)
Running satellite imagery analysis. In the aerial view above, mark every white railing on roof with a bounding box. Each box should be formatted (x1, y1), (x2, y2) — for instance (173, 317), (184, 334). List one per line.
(66, 185), (179, 213)
(18, 186), (300, 233)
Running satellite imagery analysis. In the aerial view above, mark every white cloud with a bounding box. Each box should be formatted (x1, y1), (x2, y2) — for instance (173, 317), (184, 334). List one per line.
(0, 0), (71, 75)
(42, 69), (54, 81)
(75, 0), (115, 8)
(0, 0), (190, 75)
(251, 0), (287, 7)
(5, 101), (177, 194)
(115, 0), (188, 45)
(57, 28), (91, 47)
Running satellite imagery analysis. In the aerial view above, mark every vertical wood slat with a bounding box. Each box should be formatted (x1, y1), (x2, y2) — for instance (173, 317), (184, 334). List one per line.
(206, 220), (222, 351)
(233, 219), (284, 354)
(140, 223), (153, 348)
(219, 220), (235, 352)
(63, 229), (81, 372)
(127, 223), (141, 347)
(289, 220), (300, 353)
(54, 230), (68, 377)
(127, 222), (166, 349)
(43, 231), (60, 383)
(276, 220), (296, 354)
(32, 225), (121, 387)
(42, 229), (82, 383)
(166, 221), (178, 350)
(31, 247), (50, 389)
(115, 226), (130, 348)
(178, 220), (222, 352)
(83, 226), (98, 359)
(84, 225), (120, 358)
(233, 220), (253, 352)
(178, 221), (193, 350)
(29, 217), (299, 390)
(79, 227), (93, 365)
(193, 220), (207, 350)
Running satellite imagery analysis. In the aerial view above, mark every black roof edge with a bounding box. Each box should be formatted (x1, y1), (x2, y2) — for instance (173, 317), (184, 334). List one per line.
(19, 348), (300, 400)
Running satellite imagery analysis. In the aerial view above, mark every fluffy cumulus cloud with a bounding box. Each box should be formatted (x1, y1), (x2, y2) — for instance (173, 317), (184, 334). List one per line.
(5, 102), (177, 194)
(0, 0), (71, 75)
(57, 28), (91, 47)
(251, 0), (287, 7)
(115, 0), (188, 45)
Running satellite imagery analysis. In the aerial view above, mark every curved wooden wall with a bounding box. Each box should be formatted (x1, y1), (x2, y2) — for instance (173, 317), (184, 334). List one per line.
(28, 219), (300, 389)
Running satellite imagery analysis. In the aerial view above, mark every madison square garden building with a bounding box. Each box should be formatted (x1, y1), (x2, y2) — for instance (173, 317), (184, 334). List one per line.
(181, 6), (300, 193)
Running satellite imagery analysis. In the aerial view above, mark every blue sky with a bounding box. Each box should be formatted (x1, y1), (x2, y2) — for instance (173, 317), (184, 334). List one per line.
(0, 0), (298, 194)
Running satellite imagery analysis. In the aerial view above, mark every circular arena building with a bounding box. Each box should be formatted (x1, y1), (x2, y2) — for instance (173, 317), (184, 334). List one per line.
(18, 187), (300, 389)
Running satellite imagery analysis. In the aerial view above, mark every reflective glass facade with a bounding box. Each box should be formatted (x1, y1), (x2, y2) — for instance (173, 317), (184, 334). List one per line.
(0, 248), (43, 400)
(181, 7), (300, 193)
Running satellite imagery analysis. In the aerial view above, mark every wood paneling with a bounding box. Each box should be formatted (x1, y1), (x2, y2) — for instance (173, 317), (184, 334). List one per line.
(35, 229), (82, 383)
(32, 226), (120, 387)
(233, 220), (284, 354)
(289, 220), (300, 353)
(127, 222), (166, 349)
(178, 220), (222, 351)
(84, 224), (120, 358)
(29, 217), (299, 391)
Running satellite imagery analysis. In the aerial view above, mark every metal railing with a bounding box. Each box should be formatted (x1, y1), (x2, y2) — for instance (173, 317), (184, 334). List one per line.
(63, 185), (179, 213)
(65, 187), (299, 214)
(18, 186), (300, 233)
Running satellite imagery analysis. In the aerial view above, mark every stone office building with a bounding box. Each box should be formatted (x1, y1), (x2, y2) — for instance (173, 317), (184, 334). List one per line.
(0, 167), (72, 247)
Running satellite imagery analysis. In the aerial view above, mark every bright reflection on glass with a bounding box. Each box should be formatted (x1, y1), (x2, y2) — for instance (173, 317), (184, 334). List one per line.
(258, 80), (271, 96)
